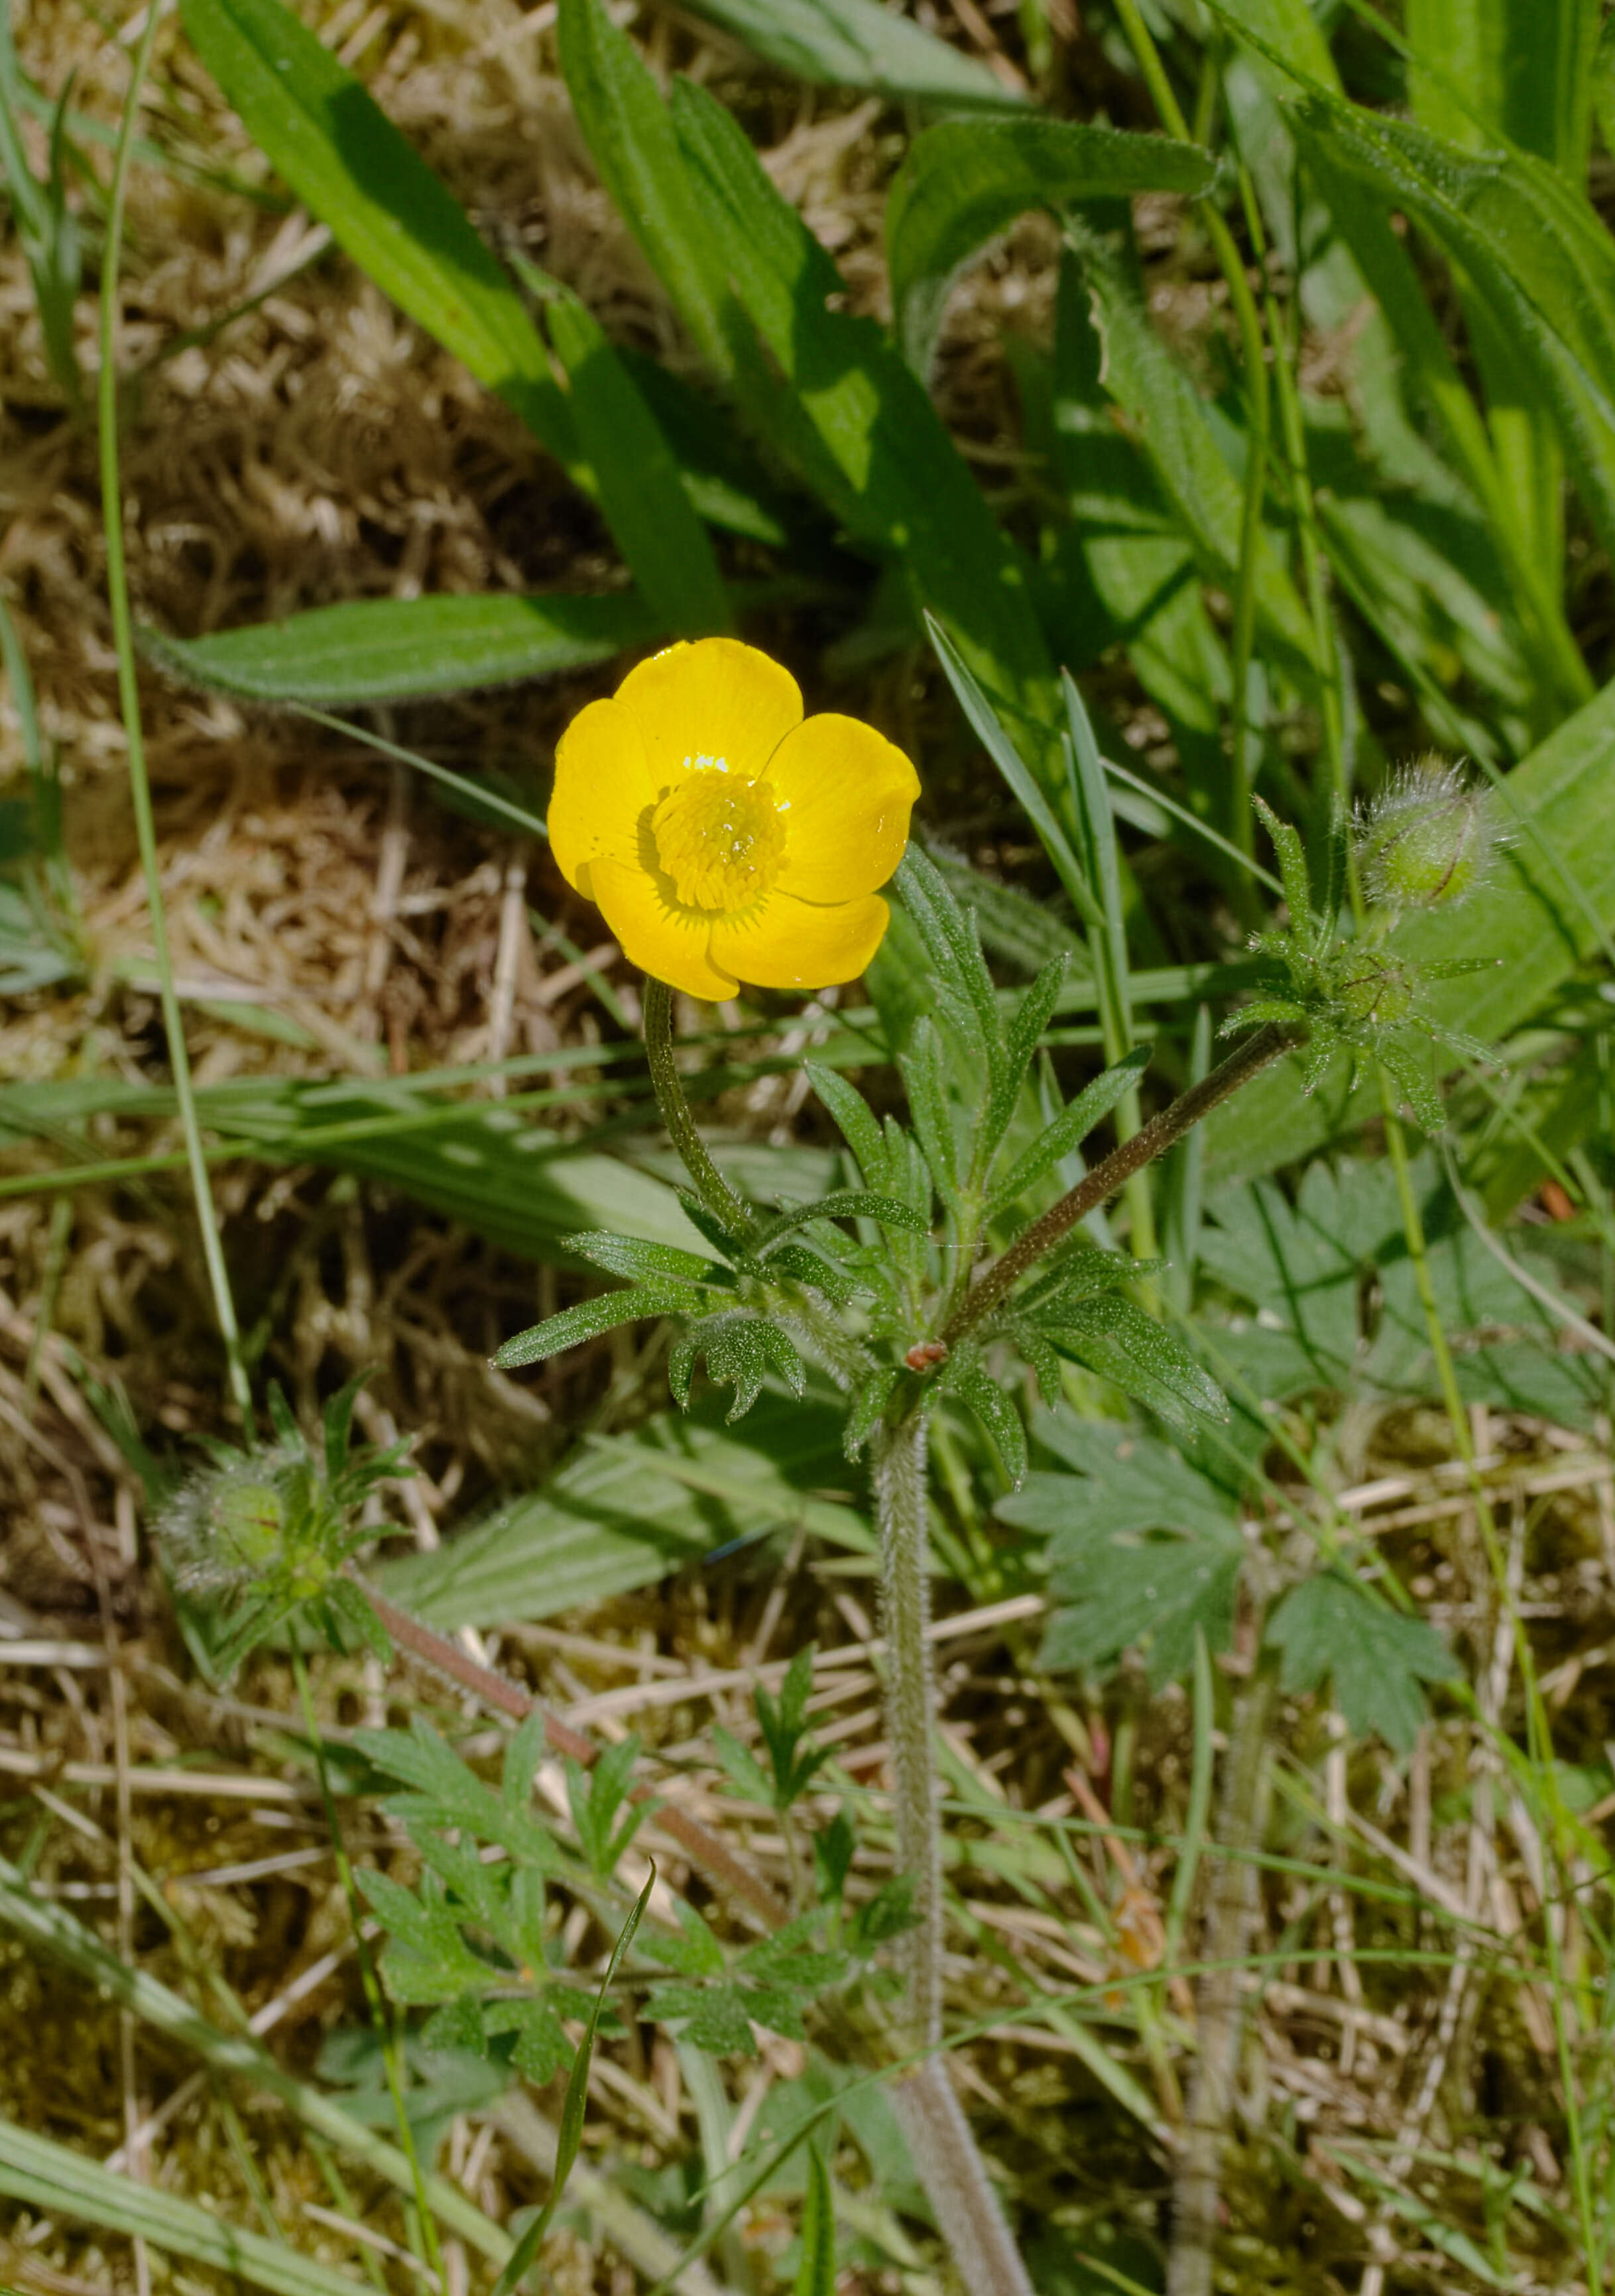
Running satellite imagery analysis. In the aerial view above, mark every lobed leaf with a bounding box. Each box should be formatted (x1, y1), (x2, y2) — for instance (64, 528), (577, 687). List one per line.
(981, 954), (1066, 1173)
(1267, 1573), (1458, 1754)
(900, 1015), (961, 1208)
(1037, 1296), (1228, 1430)
(945, 1357), (1029, 1488)
(567, 1231), (725, 1286)
(755, 1189), (930, 1247)
(804, 1061), (887, 1187)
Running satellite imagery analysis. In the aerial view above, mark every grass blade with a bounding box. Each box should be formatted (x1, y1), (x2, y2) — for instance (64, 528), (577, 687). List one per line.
(0, 2118), (374, 2296)
(544, 292), (732, 637)
(140, 592), (662, 706)
(792, 2144), (837, 2296)
(675, 0), (1020, 108)
(925, 614), (1101, 933)
(180, 0), (579, 473)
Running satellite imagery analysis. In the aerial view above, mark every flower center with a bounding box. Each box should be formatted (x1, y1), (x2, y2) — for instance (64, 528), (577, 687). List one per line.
(650, 767), (786, 913)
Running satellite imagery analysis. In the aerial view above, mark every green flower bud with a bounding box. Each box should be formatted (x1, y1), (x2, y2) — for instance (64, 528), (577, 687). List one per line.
(1356, 758), (1495, 911)
(212, 1480), (286, 1570)
(1331, 947), (1415, 1027)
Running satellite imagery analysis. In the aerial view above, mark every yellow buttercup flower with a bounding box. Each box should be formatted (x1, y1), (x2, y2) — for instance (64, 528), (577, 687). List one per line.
(549, 638), (921, 1002)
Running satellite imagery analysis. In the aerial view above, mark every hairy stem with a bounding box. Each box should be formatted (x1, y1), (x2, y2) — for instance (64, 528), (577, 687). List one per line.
(888, 2059), (1035, 2296)
(1167, 1662), (1276, 2296)
(941, 1023), (1294, 1351)
(871, 1413), (943, 2051)
(642, 975), (756, 1241)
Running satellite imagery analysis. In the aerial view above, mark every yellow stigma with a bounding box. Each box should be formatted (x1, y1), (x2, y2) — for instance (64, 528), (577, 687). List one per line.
(651, 766), (786, 913)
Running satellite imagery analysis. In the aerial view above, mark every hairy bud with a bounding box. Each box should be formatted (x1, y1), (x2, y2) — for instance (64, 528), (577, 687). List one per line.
(1356, 758), (1495, 912)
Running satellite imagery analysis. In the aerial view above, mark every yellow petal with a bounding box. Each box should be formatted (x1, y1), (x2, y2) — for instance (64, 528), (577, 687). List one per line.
(588, 857), (739, 1002)
(711, 890), (890, 991)
(549, 697), (657, 893)
(614, 639), (802, 788)
(768, 714), (920, 901)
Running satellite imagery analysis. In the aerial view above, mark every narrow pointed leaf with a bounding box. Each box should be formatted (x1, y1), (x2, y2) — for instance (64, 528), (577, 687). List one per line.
(493, 1281), (703, 1369)
(988, 1043), (1152, 1215)
(544, 292), (732, 636)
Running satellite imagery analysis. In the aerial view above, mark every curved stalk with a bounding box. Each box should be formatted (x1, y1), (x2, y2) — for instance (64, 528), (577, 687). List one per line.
(642, 975), (756, 1240)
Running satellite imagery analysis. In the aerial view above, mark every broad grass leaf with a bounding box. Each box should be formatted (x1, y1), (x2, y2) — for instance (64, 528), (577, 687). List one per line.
(676, 0), (1019, 109)
(377, 1393), (868, 1630)
(179, 0), (579, 474)
(1206, 673), (1615, 1179)
(617, 349), (801, 545)
(1282, 72), (1615, 564)
(669, 79), (1062, 770)
(1267, 1574), (1458, 1753)
(0, 1069), (717, 1264)
(1405, 0), (1600, 176)
(141, 593), (662, 707)
(1213, 0), (1591, 719)
(557, 0), (756, 388)
(0, 2116), (381, 2296)
(1065, 217), (1322, 688)
(1046, 252), (1232, 820)
(889, 117), (1218, 376)
(544, 295), (731, 637)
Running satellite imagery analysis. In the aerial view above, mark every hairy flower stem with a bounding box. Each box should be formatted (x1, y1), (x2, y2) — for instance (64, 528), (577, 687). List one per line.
(888, 2060), (1035, 2296)
(1167, 1662), (1276, 2296)
(642, 975), (756, 1241)
(941, 1022), (1294, 1351)
(871, 1413), (942, 2051)
(873, 1416), (1038, 2296)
